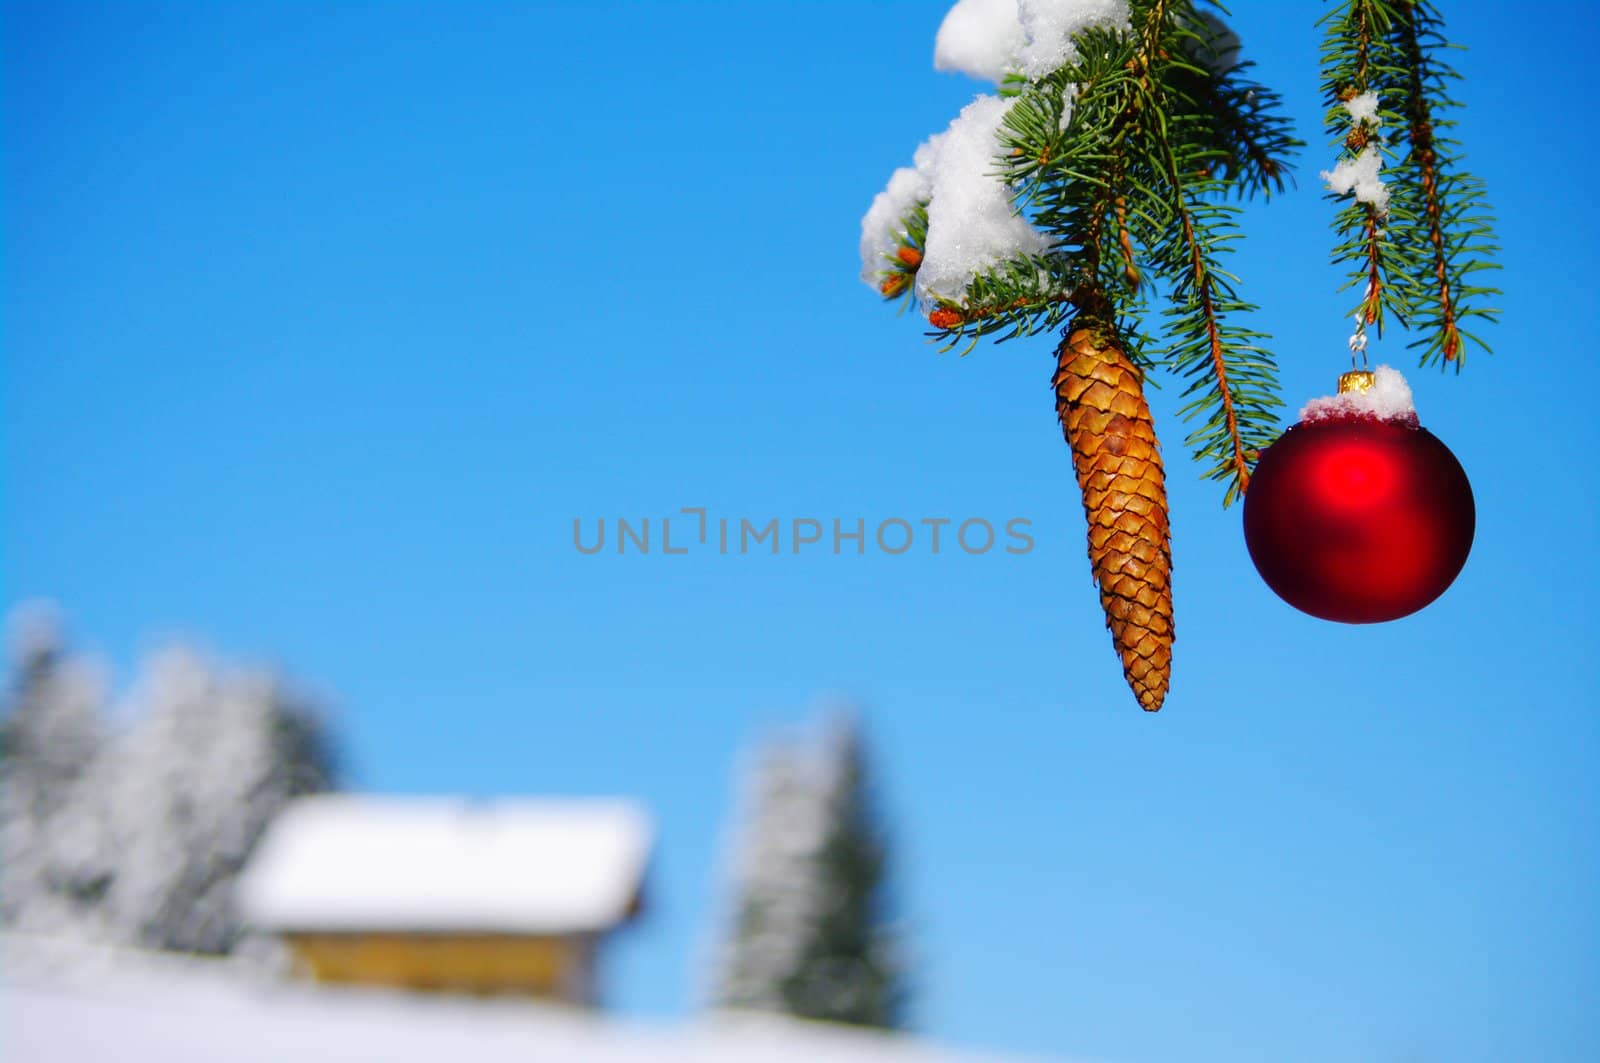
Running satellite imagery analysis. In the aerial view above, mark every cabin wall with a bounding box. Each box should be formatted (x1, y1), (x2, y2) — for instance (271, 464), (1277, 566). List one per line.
(285, 932), (599, 1003)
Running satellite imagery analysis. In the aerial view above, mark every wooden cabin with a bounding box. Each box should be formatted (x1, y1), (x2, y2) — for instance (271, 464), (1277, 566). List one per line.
(237, 795), (651, 1005)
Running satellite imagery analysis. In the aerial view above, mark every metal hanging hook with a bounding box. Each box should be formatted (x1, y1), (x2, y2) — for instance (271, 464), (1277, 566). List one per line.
(1337, 283), (1377, 393)
(1348, 309), (1369, 369)
(1346, 279), (1375, 371)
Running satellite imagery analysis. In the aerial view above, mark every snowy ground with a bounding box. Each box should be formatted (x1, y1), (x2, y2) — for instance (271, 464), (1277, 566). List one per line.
(2, 936), (1099, 1063)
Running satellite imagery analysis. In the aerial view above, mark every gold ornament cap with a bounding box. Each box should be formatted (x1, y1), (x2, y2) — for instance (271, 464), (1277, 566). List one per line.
(1338, 369), (1376, 394)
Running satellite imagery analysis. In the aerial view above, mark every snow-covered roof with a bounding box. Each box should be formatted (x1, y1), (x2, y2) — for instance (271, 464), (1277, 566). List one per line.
(236, 795), (652, 935)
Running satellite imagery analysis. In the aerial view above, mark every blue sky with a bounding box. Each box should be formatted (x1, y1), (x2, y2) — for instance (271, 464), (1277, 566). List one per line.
(4, 2), (1597, 1061)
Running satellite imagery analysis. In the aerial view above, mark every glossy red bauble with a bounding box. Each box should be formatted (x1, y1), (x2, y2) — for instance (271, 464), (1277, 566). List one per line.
(1243, 413), (1475, 623)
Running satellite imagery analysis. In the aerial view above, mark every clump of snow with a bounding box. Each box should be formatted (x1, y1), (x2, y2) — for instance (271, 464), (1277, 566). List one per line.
(881, 0), (1249, 309)
(1299, 364), (1417, 425)
(915, 95), (1054, 306)
(1327, 148), (1389, 214)
(1322, 91), (1389, 214)
(934, 0), (1026, 82)
(933, 0), (1131, 83)
(1014, 0), (1131, 79)
(1341, 90), (1380, 125)
(1321, 148), (1389, 215)
(858, 166), (931, 291)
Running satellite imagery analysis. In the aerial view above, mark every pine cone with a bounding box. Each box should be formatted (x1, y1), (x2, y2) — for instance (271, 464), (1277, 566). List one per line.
(1053, 320), (1174, 712)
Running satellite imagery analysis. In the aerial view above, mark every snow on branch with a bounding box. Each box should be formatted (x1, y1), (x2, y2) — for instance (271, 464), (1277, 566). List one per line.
(1321, 91), (1390, 215)
(934, 0), (1131, 83)
(917, 96), (1054, 308)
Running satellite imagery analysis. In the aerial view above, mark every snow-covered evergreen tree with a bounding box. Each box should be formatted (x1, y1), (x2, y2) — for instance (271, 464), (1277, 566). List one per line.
(0, 603), (111, 937)
(712, 738), (826, 1014)
(96, 646), (334, 954)
(1, 605), (335, 955)
(786, 720), (902, 1026)
(711, 711), (903, 1028)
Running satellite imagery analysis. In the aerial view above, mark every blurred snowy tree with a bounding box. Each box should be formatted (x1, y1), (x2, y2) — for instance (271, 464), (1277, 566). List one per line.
(0, 603), (112, 937)
(711, 712), (903, 1028)
(0, 603), (335, 956)
(96, 646), (334, 954)
(711, 738), (822, 1014)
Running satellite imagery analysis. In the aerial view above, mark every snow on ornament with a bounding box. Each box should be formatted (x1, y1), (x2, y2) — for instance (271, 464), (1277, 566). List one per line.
(1243, 366), (1475, 623)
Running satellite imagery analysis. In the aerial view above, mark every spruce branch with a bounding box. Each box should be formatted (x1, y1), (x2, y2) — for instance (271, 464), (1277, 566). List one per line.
(856, 0), (1499, 710)
(1131, 0), (1283, 505)
(1318, 0), (1498, 365)
(925, 254), (1081, 350)
(1319, 0), (1416, 337)
(1139, 104), (1280, 505)
(1390, 0), (1501, 367)
(978, 1), (1290, 505)
(866, 3), (1298, 501)
(1164, 8), (1299, 199)
(870, 201), (929, 306)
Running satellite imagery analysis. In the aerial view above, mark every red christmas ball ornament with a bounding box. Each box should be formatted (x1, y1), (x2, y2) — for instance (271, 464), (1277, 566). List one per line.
(1243, 368), (1474, 623)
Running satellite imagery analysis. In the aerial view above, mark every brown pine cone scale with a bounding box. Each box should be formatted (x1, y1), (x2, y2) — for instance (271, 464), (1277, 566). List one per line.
(1053, 321), (1174, 712)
